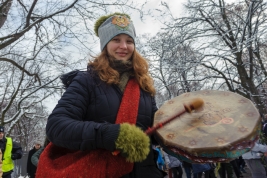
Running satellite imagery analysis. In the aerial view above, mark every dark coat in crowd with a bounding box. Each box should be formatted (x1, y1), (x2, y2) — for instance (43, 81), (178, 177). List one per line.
(27, 147), (40, 178)
(31, 147), (44, 167)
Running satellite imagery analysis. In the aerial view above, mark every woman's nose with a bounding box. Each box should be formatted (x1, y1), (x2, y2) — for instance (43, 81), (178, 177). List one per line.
(119, 41), (127, 48)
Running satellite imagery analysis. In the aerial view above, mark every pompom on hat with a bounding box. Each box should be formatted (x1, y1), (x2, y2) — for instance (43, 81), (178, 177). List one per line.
(94, 12), (136, 51)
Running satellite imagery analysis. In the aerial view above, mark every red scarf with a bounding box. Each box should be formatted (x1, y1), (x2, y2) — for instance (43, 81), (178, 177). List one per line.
(36, 79), (140, 178)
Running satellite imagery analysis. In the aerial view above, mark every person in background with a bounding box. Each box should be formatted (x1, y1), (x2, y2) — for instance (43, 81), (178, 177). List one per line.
(0, 126), (23, 178)
(218, 159), (242, 178)
(27, 140), (42, 178)
(242, 141), (267, 178)
(0, 150), (3, 177)
(230, 159), (243, 178)
(242, 142), (267, 177)
(238, 156), (246, 173)
(155, 145), (165, 171)
(182, 161), (197, 178)
(31, 138), (50, 167)
(192, 163), (215, 178)
(163, 152), (183, 178)
(38, 12), (164, 178)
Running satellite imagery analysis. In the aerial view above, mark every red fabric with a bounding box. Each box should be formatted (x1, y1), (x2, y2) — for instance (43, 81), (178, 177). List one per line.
(36, 79), (140, 178)
(115, 79), (139, 125)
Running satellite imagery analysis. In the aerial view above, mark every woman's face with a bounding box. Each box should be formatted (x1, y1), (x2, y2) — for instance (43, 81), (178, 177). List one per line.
(107, 34), (135, 61)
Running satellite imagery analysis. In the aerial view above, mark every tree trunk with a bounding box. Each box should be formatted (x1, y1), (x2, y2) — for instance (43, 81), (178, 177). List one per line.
(0, 0), (12, 28)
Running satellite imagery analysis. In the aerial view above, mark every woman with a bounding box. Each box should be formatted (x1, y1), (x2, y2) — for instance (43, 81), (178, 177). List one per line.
(38, 12), (163, 178)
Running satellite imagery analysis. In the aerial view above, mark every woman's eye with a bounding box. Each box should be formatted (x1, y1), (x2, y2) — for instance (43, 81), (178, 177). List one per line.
(127, 40), (134, 44)
(113, 38), (120, 42)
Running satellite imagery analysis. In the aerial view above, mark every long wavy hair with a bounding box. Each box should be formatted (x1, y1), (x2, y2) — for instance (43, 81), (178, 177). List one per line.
(88, 48), (156, 96)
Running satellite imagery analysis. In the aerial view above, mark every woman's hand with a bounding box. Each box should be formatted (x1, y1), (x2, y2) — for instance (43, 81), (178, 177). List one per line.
(115, 123), (150, 162)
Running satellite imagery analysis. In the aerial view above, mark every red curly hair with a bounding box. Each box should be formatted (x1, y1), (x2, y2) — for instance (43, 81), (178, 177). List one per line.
(88, 48), (156, 96)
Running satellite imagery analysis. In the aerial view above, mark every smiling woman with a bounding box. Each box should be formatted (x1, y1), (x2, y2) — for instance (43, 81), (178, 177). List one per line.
(36, 12), (164, 178)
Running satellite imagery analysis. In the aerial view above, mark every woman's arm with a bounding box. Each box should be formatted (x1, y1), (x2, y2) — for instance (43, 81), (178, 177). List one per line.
(46, 71), (119, 151)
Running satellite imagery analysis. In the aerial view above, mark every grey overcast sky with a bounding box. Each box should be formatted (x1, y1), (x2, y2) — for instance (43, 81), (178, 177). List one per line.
(132, 0), (236, 36)
(132, 0), (188, 35)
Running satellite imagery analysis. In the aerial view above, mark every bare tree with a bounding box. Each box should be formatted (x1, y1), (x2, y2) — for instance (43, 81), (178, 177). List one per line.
(0, 0), (147, 142)
(0, 0), (12, 28)
(157, 0), (267, 114)
(5, 102), (48, 151)
(137, 31), (212, 106)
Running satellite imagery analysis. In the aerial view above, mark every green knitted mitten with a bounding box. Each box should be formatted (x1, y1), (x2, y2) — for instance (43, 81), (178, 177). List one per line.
(115, 123), (150, 163)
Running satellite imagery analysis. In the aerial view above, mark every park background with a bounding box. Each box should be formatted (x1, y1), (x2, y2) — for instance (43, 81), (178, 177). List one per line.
(0, 0), (266, 177)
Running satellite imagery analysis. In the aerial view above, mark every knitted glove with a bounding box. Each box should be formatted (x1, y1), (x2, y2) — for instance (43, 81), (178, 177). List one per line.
(115, 123), (150, 163)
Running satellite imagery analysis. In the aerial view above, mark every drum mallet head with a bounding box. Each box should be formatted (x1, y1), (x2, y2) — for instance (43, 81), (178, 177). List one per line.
(184, 98), (204, 113)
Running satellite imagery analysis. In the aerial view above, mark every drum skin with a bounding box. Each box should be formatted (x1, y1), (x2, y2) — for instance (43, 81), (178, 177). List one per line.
(154, 90), (261, 163)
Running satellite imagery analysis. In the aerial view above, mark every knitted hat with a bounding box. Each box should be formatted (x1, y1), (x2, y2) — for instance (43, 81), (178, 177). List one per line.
(35, 140), (42, 145)
(0, 126), (4, 133)
(94, 13), (136, 51)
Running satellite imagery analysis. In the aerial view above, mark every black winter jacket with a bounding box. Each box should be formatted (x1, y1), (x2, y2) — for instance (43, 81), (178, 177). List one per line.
(27, 147), (39, 178)
(46, 70), (163, 178)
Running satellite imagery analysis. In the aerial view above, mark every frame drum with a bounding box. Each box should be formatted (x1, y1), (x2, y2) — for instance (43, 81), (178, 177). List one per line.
(154, 90), (261, 163)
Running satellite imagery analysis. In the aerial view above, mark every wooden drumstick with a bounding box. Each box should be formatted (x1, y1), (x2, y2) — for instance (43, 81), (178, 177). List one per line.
(112, 98), (204, 156)
(145, 98), (204, 135)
